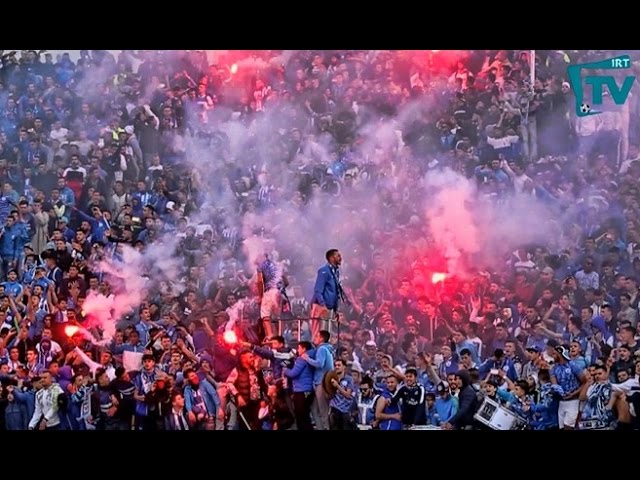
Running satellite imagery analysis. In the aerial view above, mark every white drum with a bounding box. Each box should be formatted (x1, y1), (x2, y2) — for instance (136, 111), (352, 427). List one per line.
(474, 397), (527, 430)
(409, 425), (442, 430)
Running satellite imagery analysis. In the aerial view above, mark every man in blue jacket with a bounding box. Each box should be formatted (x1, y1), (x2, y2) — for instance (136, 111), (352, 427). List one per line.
(183, 367), (221, 430)
(0, 216), (23, 278)
(302, 330), (335, 430)
(310, 249), (345, 338)
(284, 341), (315, 430)
(72, 205), (110, 244)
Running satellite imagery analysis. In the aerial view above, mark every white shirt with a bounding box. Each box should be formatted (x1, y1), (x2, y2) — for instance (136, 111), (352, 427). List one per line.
(50, 127), (69, 143)
(612, 375), (640, 395)
(487, 135), (519, 149)
(38, 340), (62, 357)
(172, 409), (189, 430)
(29, 384), (63, 429)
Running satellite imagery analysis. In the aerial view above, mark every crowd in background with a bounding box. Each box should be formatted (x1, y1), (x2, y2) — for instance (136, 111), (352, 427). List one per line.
(0, 49), (639, 430)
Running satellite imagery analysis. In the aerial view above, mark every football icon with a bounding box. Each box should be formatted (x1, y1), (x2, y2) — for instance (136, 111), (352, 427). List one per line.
(580, 103), (591, 113)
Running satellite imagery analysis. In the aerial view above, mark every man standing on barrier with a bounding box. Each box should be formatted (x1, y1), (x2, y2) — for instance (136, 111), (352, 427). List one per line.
(310, 249), (345, 339)
(257, 253), (288, 341)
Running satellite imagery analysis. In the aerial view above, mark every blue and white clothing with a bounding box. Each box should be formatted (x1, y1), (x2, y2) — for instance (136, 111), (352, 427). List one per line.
(496, 390), (535, 423)
(1, 281), (22, 298)
(563, 330), (588, 353)
(438, 357), (458, 378)
(355, 393), (377, 426)
(455, 340), (480, 365)
(329, 375), (355, 414)
(375, 389), (402, 430)
(531, 382), (564, 430)
(551, 362), (583, 396)
(582, 382), (614, 426)
(258, 259), (280, 291)
(417, 369), (436, 393)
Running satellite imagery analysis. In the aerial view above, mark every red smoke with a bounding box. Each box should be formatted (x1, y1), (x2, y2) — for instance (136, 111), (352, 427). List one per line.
(431, 272), (447, 284)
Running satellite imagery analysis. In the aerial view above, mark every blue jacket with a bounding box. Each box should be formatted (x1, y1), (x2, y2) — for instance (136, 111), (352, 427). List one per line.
(311, 264), (341, 311)
(0, 224), (24, 261)
(306, 343), (335, 387)
(60, 187), (76, 207)
(184, 380), (220, 416)
(4, 400), (26, 430)
(76, 209), (109, 243)
(12, 389), (35, 423)
(13, 222), (30, 252)
(284, 357), (314, 392)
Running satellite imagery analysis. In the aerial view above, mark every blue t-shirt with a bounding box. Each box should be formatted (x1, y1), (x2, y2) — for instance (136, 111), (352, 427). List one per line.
(329, 375), (355, 413)
(551, 362), (583, 396)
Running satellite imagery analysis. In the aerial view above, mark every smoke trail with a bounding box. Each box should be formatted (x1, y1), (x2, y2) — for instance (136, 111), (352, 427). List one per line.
(424, 169), (481, 275)
(82, 238), (183, 342)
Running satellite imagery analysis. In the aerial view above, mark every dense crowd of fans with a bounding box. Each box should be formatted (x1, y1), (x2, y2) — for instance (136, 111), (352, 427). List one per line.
(0, 49), (639, 430)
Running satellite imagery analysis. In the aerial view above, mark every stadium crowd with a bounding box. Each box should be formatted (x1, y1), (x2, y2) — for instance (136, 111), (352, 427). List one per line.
(0, 49), (639, 430)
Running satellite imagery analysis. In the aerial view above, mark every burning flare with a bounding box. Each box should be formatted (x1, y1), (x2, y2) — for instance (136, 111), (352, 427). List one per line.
(431, 272), (447, 284)
(223, 330), (238, 344)
(65, 325), (80, 337)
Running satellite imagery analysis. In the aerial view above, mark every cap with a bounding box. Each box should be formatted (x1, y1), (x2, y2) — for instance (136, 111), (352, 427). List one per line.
(58, 216), (69, 224)
(436, 381), (450, 394)
(166, 201), (176, 211)
(365, 340), (377, 348)
(124, 125), (134, 135)
(555, 346), (571, 361)
(525, 346), (540, 353)
(541, 267), (555, 274)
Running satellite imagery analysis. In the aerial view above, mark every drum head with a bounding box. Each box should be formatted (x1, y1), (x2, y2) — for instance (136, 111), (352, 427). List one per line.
(323, 371), (339, 397)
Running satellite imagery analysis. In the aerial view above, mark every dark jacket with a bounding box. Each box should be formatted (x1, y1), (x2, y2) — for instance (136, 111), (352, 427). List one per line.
(251, 345), (294, 382)
(449, 370), (479, 429)
(164, 407), (191, 430)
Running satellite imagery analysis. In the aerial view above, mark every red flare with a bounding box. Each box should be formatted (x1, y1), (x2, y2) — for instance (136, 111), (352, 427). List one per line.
(223, 330), (238, 344)
(431, 272), (446, 284)
(65, 325), (80, 337)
